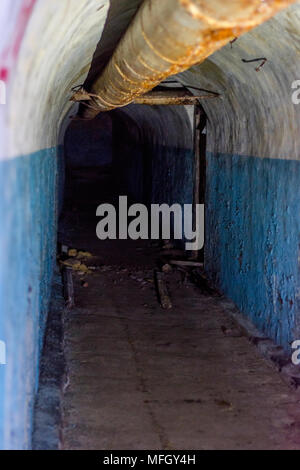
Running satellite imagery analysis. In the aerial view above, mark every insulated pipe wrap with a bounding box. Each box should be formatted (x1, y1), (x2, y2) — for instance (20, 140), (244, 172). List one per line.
(83, 0), (295, 117)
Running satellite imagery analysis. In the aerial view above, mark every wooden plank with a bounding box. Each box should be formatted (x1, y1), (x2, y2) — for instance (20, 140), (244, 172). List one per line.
(169, 260), (204, 268)
(134, 88), (218, 105)
(155, 271), (172, 310)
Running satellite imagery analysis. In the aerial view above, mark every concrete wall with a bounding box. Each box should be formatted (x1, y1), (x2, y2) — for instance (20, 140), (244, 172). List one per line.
(205, 152), (300, 348)
(0, 0), (299, 450)
(0, 147), (59, 448)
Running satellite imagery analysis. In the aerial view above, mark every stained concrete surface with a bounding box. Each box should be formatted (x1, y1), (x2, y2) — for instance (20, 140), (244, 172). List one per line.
(56, 168), (300, 450)
(61, 266), (300, 450)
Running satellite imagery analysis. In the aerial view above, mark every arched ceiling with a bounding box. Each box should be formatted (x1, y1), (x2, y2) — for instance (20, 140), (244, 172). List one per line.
(0, 0), (299, 161)
(178, 3), (300, 160)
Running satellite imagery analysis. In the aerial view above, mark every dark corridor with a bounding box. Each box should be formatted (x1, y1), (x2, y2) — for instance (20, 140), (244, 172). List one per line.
(33, 104), (300, 451)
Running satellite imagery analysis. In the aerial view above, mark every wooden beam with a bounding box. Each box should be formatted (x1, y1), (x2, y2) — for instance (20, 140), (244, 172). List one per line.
(133, 88), (217, 105)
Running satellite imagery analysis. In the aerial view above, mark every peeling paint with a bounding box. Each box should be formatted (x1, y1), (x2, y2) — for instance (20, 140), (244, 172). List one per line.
(205, 152), (300, 351)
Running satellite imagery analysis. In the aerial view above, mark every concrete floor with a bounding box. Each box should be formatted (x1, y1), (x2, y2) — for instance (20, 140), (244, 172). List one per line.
(58, 168), (300, 450)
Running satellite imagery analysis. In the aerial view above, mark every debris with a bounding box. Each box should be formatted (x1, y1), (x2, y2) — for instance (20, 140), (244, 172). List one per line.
(81, 281), (89, 288)
(162, 263), (173, 274)
(155, 271), (172, 310)
(169, 260), (204, 269)
(60, 258), (91, 274)
(77, 265), (90, 274)
(88, 266), (100, 271)
(62, 248), (93, 260)
(58, 248), (95, 274)
(77, 251), (93, 259)
(61, 258), (81, 268)
(215, 399), (233, 411)
(68, 249), (78, 257)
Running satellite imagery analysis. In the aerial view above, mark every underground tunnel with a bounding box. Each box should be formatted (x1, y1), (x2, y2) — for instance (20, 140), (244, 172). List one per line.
(0, 0), (300, 452)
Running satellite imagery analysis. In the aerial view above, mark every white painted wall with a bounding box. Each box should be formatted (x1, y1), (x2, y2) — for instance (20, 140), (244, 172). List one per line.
(1, 0), (110, 159)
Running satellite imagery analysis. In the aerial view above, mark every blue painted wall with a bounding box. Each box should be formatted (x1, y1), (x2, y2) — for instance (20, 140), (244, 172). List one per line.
(0, 147), (60, 449)
(205, 152), (300, 351)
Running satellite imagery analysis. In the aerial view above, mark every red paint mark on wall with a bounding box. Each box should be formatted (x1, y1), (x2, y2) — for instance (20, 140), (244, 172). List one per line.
(0, 0), (37, 82)
(13, 0), (37, 60)
(0, 68), (8, 82)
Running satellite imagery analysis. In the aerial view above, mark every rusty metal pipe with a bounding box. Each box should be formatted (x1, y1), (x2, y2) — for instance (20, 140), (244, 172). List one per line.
(81, 0), (295, 118)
